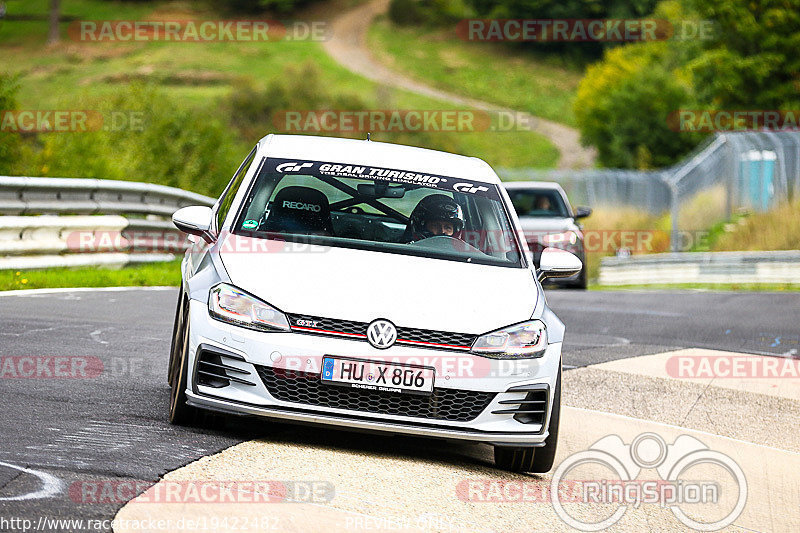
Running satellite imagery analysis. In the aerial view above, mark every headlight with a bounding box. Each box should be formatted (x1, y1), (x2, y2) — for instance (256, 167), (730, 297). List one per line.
(542, 231), (578, 246)
(471, 320), (547, 359)
(209, 283), (290, 332)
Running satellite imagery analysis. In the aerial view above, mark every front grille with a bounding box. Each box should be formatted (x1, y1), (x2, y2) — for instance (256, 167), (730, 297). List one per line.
(394, 326), (476, 349)
(257, 366), (495, 422)
(286, 313), (478, 351)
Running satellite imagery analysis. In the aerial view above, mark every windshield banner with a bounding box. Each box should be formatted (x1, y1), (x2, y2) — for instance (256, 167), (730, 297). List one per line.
(264, 157), (500, 200)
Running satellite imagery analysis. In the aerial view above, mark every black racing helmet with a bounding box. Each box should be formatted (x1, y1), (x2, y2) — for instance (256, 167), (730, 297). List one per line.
(409, 194), (465, 239)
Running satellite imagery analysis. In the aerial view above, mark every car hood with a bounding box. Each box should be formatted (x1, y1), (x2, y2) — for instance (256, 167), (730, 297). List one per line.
(517, 217), (578, 234)
(218, 234), (538, 334)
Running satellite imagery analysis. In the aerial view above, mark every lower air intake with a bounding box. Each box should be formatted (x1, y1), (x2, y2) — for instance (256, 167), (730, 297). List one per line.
(257, 366), (495, 422)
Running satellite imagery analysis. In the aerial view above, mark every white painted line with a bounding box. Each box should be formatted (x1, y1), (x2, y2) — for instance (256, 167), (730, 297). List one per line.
(0, 286), (177, 297)
(0, 461), (64, 501)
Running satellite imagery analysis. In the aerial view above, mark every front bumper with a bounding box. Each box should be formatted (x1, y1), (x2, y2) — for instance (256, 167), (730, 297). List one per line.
(186, 391), (548, 446)
(185, 299), (561, 446)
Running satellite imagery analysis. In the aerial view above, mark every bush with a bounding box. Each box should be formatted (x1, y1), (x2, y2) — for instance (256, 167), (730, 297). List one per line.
(24, 85), (241, 197)
(0, 74), (21, 175)
(227, 62), (369, 140)
(388, 0), (426, 25)
(215, 0), (319, 14)
(388, 0), (468, 26)
(226, 60), (460, 156)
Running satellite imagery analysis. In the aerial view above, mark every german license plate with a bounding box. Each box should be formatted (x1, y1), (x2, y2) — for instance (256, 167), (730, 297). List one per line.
(320, 356), (435, 395)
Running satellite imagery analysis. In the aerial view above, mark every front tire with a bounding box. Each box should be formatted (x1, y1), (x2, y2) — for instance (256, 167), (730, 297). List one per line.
(568, 253), (588, 289)
(168, 300), (200, 426)
(494, 366), (562, 473)
(167, 284), (186, 386)
(569, 269), (588, 289)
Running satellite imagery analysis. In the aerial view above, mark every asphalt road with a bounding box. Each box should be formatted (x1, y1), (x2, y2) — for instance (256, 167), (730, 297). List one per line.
(0, 287), (797, 531)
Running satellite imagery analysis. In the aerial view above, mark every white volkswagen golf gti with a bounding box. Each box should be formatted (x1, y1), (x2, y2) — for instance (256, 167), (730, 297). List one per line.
(168, 134), (582, 472)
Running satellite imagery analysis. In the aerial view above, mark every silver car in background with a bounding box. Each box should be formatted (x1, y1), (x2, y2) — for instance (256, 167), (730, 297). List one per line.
(503, 181), (592, 289)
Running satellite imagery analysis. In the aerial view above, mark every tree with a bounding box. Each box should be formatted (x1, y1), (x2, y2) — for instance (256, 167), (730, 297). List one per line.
(48, 0), (60, 45)
(574, 41), (702, 168)
(685, 0), (800, 109)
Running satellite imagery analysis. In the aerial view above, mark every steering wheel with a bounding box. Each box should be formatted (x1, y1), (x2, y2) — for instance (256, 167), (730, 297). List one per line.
(409, 235), (485, 255)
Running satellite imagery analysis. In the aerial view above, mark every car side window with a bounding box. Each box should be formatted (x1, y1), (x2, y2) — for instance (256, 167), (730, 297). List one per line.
(216, 146), (257, 232)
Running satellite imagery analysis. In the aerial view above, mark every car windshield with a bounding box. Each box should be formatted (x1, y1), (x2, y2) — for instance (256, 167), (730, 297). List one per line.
(507, 188), (570, 218)
(231, 157), (523, 267)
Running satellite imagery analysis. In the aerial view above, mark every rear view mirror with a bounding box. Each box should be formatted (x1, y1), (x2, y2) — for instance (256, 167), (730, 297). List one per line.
(574, 206), (592, 219)
(172, 206), (214, 243)
(538, 247), (582, 282)
(357, 184), (405, 198)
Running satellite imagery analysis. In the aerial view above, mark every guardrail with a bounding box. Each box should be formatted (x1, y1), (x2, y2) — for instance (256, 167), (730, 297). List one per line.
(0, 176), (214, 216)
(0, 176), (215, 270)
(599, 251), (800, 285)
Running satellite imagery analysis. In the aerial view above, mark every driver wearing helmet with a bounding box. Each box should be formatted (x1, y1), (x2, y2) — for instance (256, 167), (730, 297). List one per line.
(404, 194), (465, 242)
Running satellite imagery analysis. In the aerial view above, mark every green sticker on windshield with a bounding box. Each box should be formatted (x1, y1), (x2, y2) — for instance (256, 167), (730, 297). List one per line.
(242, 219), (258, 229)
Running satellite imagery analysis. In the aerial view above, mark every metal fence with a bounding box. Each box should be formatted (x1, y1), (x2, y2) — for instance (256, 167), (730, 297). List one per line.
(499, 131), (800, 251)
(0, 176), (215, 270)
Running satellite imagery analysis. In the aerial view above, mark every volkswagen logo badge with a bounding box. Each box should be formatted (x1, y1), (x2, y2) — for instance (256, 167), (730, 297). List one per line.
(366, 319), (397, 349)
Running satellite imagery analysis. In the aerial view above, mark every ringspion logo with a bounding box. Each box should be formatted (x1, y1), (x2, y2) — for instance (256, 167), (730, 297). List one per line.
(550, 433), (747, 531)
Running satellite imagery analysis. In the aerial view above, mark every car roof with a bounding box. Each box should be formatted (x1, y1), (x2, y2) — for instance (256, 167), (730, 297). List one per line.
(502, 181), (565, 191)
(257, 134), (501, 185)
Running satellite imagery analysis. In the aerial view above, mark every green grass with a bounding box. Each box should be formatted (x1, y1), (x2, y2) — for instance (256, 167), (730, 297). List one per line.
(0, 260), (181, 291)
(368, 18), (583, 127)
(591, 283), (800, 292)
(1, 0), (559, 170)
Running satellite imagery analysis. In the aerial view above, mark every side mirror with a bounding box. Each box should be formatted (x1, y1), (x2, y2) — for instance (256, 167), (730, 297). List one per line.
(538, 247), (582, 282)
(574, 206), (592, 219)
(172, 206), (214, 243)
